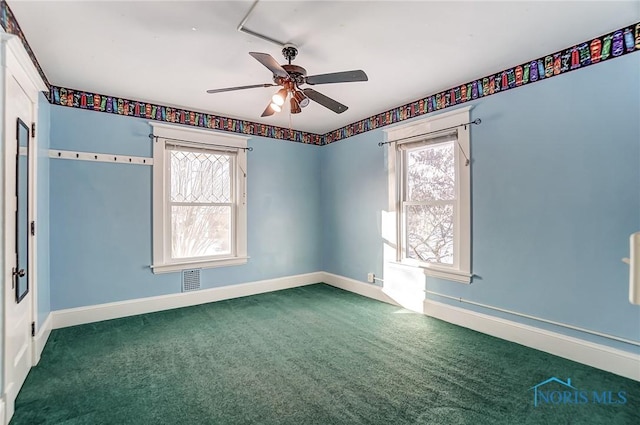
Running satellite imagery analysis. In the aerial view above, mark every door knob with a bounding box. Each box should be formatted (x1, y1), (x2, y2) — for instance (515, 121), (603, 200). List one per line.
(11, 267), (24, 289)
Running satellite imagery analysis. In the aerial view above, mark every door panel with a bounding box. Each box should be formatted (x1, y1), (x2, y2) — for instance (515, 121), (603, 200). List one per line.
(4, 74), (34, 422)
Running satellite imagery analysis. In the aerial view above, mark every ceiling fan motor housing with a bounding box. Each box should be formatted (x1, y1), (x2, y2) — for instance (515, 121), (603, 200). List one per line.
(276, 64), (307, 86)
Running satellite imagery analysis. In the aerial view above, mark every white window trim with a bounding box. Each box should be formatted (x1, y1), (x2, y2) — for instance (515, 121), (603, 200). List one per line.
(385, 106), (472, 284)
(150, 123), (249, 274)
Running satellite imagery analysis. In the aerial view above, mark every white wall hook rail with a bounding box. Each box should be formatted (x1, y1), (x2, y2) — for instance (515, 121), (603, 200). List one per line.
(49, 149), (153, 166)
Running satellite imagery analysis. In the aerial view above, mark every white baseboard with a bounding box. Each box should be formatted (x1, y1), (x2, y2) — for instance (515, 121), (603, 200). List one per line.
(52, 272), (324, 329)
(321, 272), (402, 306)
(32, 312), (53, 365)
(321, 272), (640, 381)
(424, 299), (640, 381)
(322, 271), (429, 312)
(0, 397), (5, 425)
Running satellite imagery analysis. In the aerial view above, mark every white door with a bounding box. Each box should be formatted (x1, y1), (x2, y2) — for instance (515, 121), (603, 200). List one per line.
(3, 73), (34, 423)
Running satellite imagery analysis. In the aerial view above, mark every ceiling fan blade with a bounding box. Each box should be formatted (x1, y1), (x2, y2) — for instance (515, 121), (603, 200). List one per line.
(306, 70), (368, 85)
(249, 52), (289, 79)
(261, 102), (276, 117)
(302, 88), (348, 114)
(207, 83), (276, 94)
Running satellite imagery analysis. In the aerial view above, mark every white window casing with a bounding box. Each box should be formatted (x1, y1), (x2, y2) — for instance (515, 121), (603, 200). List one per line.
(385, 106), (472, 284)
(150, 123), (249, 274)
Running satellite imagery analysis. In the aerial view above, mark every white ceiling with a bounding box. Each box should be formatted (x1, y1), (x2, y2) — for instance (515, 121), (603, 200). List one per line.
(8, 0), (640, 134)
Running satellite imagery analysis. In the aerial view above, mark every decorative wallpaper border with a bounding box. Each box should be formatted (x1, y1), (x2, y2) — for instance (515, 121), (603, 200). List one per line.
(2, 0), (638, 146)
(323, 21), (640, 145)
(48, 86), (324, 144)
(0, 0), (49, 87)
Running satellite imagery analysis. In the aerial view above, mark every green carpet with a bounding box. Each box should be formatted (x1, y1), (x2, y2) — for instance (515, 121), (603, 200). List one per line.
(11, 284), (640, 424)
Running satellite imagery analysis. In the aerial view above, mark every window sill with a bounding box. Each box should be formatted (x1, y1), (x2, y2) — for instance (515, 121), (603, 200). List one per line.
(390, 261), (472, 284)
(151, 256), (249, 274)
(422, 266), (472, 284)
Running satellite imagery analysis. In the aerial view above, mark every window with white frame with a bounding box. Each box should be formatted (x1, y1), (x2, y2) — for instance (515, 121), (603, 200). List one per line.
(150, 123), (248, 274)
(386, 107), (472, 283)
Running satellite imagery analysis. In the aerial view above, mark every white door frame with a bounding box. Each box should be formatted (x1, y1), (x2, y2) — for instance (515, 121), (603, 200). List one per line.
(0, 33), (46, 425)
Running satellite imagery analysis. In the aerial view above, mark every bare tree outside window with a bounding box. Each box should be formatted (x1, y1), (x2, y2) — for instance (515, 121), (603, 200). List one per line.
(404, 141), (455, 264)
(169, 149), (233, 259)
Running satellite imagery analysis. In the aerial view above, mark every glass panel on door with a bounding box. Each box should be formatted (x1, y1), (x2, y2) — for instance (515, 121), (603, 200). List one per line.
(15, 118), (29, 303)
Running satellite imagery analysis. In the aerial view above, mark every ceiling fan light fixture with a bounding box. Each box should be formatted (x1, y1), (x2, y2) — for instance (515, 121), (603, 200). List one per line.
(270, 102), (282, 113)
(290, 97), (302, 114)
(272, 88), (288, 106)
(293, 90), (310, 108)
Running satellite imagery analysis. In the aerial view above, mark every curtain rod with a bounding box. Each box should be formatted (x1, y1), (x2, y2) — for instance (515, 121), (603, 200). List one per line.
(149, 134), (254, 151)
(377, 119), (481, 147)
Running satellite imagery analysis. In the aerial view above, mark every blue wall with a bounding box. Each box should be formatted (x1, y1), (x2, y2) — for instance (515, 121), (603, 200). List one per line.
(321, 52), (640, 351)
(37, 92), (51, 328)
(320, 131), (386, 280)
(49, 107), (321, 310)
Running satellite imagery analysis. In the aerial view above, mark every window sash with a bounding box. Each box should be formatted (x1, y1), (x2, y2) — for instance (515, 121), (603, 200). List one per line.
(170, 201), (232, 207)
(166, 144), (238, 263)
(403, 200), (457, 206)
(399, 138), (461, 268)
(403, 140), (456, 203)
(169, 204), (235, 261)
(168, 147), (235, 204)
(402, 200), (456, 266)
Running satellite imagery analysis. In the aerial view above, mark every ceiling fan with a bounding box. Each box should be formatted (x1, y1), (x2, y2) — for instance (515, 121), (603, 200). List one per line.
(206, 44), (368, 117)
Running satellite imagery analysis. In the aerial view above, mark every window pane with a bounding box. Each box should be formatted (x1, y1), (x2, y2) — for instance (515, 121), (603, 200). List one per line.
(406, 141), (455, 201)
(170, 150), (231, 203)
(171, 206), (231, 258)
(406, 204), (454, 265)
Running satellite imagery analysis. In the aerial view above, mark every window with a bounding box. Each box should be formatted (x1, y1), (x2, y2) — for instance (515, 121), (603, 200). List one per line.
(386, 107), (472, 283)
(151, 123), (248, 273)
(403, 138), (456, 265)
